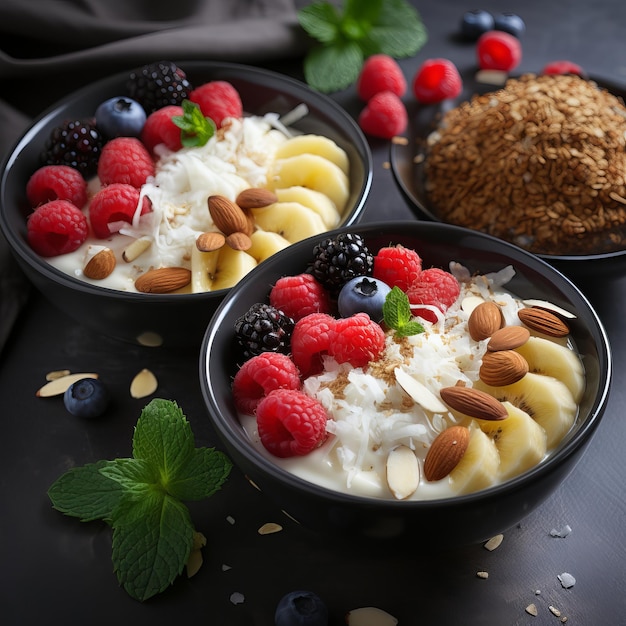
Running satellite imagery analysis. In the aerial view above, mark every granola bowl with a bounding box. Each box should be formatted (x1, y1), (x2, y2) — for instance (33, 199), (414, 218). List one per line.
(391, 73), (626, 282)
(200, 221), (611, 543)
(0, 61), (372, 348)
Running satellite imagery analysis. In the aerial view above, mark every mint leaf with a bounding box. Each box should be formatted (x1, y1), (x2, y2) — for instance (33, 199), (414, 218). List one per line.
(172, 100), (215, 148)
(168, 447), (233, 501)
(383, 286), (424, 337)
(298, 2), (342, 44)
(99, 458), (158, 494)
(303, 40), (365, 93)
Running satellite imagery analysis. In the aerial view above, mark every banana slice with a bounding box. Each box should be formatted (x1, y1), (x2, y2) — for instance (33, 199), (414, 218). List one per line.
(475, 373), (577, 449)
(190, 246), (219, 293)
(477, 402), (547, 481)
(268, 154), (350, 213)
(190, 244), (256, 292)
(247, 230), (291, 263)
(449, 422), (500, 494)
(514, 336), (585, 403)
(273, 134), (350, 175)
(275, 186), (341, 228)
(251, 202), (327, 244)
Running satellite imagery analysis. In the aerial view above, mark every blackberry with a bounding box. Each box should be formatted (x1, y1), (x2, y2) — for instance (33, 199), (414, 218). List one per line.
(309, 232), (374, 295)
(41, 119), (103, 179)
(234, 303), (295, 359)
(126, 61), (194, 113)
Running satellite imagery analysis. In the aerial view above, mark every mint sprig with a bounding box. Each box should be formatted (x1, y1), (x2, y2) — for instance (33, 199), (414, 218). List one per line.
(172, 100), (216, 148)
(298, 0), (428, 93)
(383, 286), (424, 337)
(47, 399), (232, 602)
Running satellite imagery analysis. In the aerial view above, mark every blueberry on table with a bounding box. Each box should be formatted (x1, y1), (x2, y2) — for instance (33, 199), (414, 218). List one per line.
(460, 9), (494, 40)
(95, 96), (147, 139)
(63, 378), (110, 418)
(493, 12), (526, 38)
(338, 276), (391, 322)
(274, 590), (328, 626)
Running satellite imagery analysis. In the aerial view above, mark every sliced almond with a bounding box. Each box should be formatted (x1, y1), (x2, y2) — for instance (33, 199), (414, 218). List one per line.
(461, 295), (486, 315)
(522, 298), (577, 319)
(487, 325), (530, 351)
(424, 425), (470, 481)
(208, 194), (251, 235)
(83, 247), (116, 280)
(135, 267), (191, 293)
(468, 301), (504, 341)
(258, 522), (283, 535)
(225, 231), (252, 251)
(196, 231), (226, 252)
(484, 533), (504, 551)
(130, 368), (158, 398)
(45, 369), (71, 381)
(518, 306), (570, 337)
(386, 445), (420, 500)
(479, 350), (529, 386)
(36, 373), (99, 397)
(440, 384), (508, 421)
(235, 187), (278, 210)
(394, 368), (448, 413)
(186, 549), (203, 578)
(122, 236), (152, 262)
(346, 607), (398, 626)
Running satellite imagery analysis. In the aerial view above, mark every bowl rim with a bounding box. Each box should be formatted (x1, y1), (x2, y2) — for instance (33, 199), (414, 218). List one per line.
(200, 220), (613, 509)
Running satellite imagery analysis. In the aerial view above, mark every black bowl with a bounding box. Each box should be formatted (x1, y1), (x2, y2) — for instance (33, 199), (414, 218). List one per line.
(390, 75), (626, 283)
(200, 221), (612, 543)
(0, 61), (372, 348)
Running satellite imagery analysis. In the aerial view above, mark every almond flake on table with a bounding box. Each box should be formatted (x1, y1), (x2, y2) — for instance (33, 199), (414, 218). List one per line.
(558, 572), (576, 588)
(258, 522), (282, 535)
(230, 592), (245, 605)
(550, 524), (573, 538)
(483, 534), (504, 551)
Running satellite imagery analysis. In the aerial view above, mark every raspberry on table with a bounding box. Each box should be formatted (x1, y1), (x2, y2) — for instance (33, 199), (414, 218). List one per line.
(234, 302), (295, 359)
(255, 388), (329, 458)
(88, 183), (151, 239)
(330, 313), (386, 369)
(269, 273), (332, 321)
(358, 90), (408, 139)
(126, 60), (193, 113)
(476, 30), (522, 72)
(290, 312), (336, 378)
(542, 60), (585, 76)
(141, 105), (184, 154)
(97, 137), (155, 188)
(357, 54), (407, 101)
(26, 165), (88, 209)
(27, 199), (89, 257)
(373, 244), (422, 292)
(406, 267), (461, 323)
(189, 81), (243, 128)
(412, 58), (463, 104)
(232, 352), (301, 416)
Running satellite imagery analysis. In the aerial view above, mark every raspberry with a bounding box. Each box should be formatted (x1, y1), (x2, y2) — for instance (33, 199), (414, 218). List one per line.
(97, 137), (155, 188)
(476, 31), (522, 72)
(141, 105), (184, 154)
(542, 60), (585, 77)
(88, 183), (151, 238)
(406, 267), (461, 323)
(330, 313), (386, 369)
(27, 199), (89, 257)
(357, 54), (407, 101)
(269, 273), (332, 321)
(290, 313), (336, 378)
(233, 302), (295, 359)
(255, 388), (328, 458)
(189, 81), (243, 128)
(26, 165), (88, 209)
(126, 61), (193, 113)
(412, 58), (463, 104)
(373, 244), (422, 292)
(232, 352), (301, 416)
(358, 91), (408, 139)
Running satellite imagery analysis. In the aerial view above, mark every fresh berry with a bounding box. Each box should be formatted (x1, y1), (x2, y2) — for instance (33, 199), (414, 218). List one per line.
(141, 105), (184, 154)
(189, 81), (243, 128)
(357, 54), (407, 101)
(41, 119), (104, 179)
(63, 377), (109, 419)
(26, 165), (88, 209)
(337, 276), (391, 323)
(373, 244), (422, 291)
(275, 590), (329, 626)
(406, 267), (461, 323)
(255, 389), (328, 458)
(126, 60), (193, 113)
(233, 302), (295, 359)
(459, 9), (495, 40)
(493, 12), (526, 38)
(95, 96), (147, 139)
(27, 199), (89, 257)
(358, 91), (408, 139)
(88, 183), (151, 238)
(542, 60), (585, 76)
(232, 352), (301, 415)
(309, 232), (374, 295)
(97, 137), (155, 188)
(412, 58), (463, 104)
(290, 313), (336, 378)
(476, 31), (522, 72)
(269, 273), (332, 321)
(331, 313), (386, 369)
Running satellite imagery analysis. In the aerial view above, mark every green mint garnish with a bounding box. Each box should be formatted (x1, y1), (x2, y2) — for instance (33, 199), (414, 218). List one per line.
(172, 100), (216, 147)
(298, 0), (428, 93)
(47, 399), (232, 602)
(383, 286), (425, 337)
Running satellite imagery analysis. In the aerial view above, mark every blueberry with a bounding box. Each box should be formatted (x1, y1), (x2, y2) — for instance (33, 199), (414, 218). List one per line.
(274, 590), (328, 626)
(95, 96), (147, 139)
(460, 9), (494, 40)
(493, 12), (526, 38)
(63, 378), (109, 418)
(338, 276), (391, 323)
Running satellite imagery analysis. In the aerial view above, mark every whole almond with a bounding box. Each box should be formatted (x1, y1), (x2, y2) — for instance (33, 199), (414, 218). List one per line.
(135, 267), (191, 293)
(440, 385), (508, 421)
(487, 325), (530, 351)
(236, 187), (278, 210)
(424, 425), (470, 481)
(196, 231), (226, 252)
(208, 195), (252, 235)
(479, 350), (529, 386)
(468, 301), (504, 341)
(83, 247), (116, 279)
(225, 231), (252, 251)
(518, 306), (570, 337)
